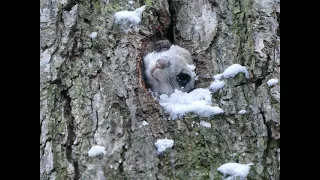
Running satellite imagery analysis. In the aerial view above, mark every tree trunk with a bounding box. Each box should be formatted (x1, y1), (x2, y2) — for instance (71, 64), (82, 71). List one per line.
(40, 0), (280, 179)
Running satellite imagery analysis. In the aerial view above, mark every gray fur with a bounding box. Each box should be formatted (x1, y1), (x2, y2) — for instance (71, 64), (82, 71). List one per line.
(143, 43), (196, 95)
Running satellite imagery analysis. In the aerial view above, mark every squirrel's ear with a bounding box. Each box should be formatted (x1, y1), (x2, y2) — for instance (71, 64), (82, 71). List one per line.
(156, 59), (170, 69)
(155, 40), (172, 52)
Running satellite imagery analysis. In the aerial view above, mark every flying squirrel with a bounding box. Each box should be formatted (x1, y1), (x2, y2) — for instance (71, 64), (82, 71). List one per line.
(143, 40), (196, 95)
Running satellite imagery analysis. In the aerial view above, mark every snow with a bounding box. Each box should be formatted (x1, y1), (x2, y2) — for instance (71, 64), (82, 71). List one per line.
(187, 64), (196, 71)
(222, 64), (249, 79)
(114, 5), (146, 25)
(88, 145), (106, 157)
(238, 110), (247, 115)
(267, 78), (279, 87)
(217, 162), (254, 179)
(200, 121), (211, 128)
(90, 32), (97, 39)
(159, 88), (224, 119)
(128, 0), (134, 5)
(154, 138), (174, 155)
(213, 73), (223, 81)
(210, 80), (225, 93)
(142, 121), (149, 126)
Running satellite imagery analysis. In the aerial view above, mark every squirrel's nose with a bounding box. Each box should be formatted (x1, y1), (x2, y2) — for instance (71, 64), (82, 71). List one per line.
(156, 59), (170, 69)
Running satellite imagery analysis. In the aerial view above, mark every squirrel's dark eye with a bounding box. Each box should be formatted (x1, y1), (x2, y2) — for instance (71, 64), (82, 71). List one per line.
(176, 73), (191, 87)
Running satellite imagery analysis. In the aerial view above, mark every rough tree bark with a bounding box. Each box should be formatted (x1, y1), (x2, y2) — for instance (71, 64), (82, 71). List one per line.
(40, 0), (280, 179)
